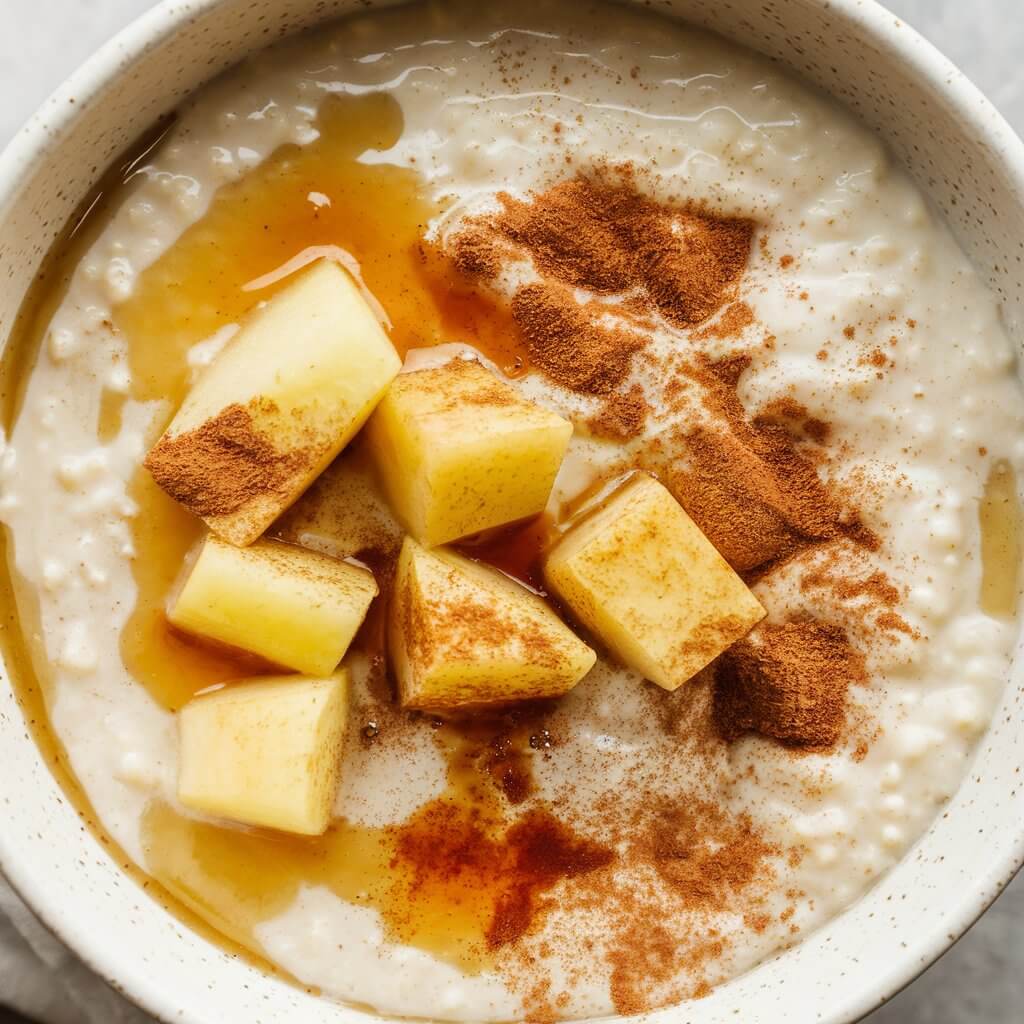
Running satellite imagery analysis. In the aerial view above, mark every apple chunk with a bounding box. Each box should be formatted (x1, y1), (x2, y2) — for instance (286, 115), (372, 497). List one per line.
(168, 533), (377, 676)
(544, 472), (765, 690)
(177, 673), (348, 835)
(366, 358), (572, 546)
(145, 260), (401, 546)
(390, 537), (595, 711)
(274, 443), (403, 561)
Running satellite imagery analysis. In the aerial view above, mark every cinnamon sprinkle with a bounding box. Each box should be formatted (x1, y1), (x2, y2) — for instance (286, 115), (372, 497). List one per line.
(713, 622), (867, 748)
(511, 281), (645, 394)
(486, 176), (753, 329)
(447, 173), (755, 395)
(604, 794), (780, 1014)
(486, 810), (614, 948)
(653, 354), (877, 577)
(754, 396), (832, 445)
(586, 384), (649, 441)
(419, 168), (908, 1005)
(448, 225), (504, 279)
(144, 399), (308, 517)
(647, 800), (777, 909)
(798, 552), (919, 641)
(391, 799), (613, 954)
(695, 300), (755, 340)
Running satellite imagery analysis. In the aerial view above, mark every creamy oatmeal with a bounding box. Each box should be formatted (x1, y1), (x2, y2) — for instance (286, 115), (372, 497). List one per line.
(1, 0), (1023, 1020)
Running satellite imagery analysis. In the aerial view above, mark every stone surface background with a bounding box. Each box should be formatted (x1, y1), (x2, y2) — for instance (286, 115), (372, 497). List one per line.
(0, 1), (1021, 1021)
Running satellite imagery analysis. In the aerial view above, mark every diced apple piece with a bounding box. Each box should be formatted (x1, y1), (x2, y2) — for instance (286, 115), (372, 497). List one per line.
(366, 358), (572, 546)
(178, 673), (348, 835)
(544, 472), (766, 691)
(168, 533), (377, 676)
(390, 537), (595, 710)
(274, 443), (403, 561)
(145, 260), (402, 546)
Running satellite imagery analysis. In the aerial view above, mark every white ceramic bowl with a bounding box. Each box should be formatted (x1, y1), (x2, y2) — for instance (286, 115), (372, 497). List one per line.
(1, 1), (1022, 1021)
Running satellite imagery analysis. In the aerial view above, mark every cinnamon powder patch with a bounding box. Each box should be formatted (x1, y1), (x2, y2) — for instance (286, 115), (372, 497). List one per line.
(144, 399), (308, 517)
(604, 795), (780, 1014)
(647, 800), (777, 909)
(824, 569), (901, 607)
(798, 553), (918, 643)
(485, 177), (754, 329)
(391, 799), (613, 954)
(449, 224), (504, 279)
(447, 174), (755, 395)
(607, 924), (684, 1017)
(656, 354), (876, 577)
(586, 384), (649, 441)
(713, 622), (867, 748)
(493, 179), (635, 294)
(754, 396), (832, 445)
(486, 811), (614, 948)
(511, 281), (646, 394)
(695, 300), (755, 341)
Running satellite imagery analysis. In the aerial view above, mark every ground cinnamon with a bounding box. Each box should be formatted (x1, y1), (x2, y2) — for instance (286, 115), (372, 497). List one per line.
(144, 400), (307, 517)
(447, 173), (755, 395)
(713, 622), (867, 748)
(602, 792), (780, 1015)
(754, 396), (831, 445)
(694, 300), (755, 340)
(419, 168), (901, 1004)
(486, 810), (614, 948)
(390, 799), (613, 955)
(486, 176), (754, 329)
(647, 800), (776, 908)
(448, 224), (504, 279)
(447, 178), (874, 584)
(510, 282), (645, 394)
(586, 384), (649, 441)
(651, 355), (876, 577)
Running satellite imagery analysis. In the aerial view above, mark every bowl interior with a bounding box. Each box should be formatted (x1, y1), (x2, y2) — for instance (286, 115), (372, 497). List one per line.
(0, 1), (1022, 1022)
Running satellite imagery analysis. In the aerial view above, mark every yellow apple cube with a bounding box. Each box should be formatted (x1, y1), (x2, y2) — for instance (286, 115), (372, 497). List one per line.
(390, 537), (595, 711)
(178, 672), (348, 835)
(168, 533), (377, 676)
(544, 473), (766, 691)
(366, 358), (572, 546)
(274, 443), (403, 561)
(145, 259), (402, 546)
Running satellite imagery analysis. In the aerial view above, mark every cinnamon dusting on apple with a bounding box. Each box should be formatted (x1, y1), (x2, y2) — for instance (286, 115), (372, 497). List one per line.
(144, 400), (310, 517)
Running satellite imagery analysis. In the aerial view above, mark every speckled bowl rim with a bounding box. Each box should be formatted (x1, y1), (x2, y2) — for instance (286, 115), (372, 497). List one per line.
(1, 1), (1023, 1022)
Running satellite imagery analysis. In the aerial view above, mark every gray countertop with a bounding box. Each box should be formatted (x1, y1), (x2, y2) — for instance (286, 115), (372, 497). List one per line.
(0, 1), (1021, 1022)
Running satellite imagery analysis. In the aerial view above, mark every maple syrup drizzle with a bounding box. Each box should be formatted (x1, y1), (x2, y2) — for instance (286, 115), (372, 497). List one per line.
(455, 514), (555, 594)
(141, 783), (500, 973)
(141, 703), (606, 975)
(980, 460), (1023, 618)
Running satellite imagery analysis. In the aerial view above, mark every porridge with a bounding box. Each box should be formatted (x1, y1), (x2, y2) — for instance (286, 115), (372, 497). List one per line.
(1, 0), (1022, 1020)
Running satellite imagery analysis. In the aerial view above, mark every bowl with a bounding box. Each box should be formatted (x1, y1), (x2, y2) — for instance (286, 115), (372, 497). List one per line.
(1, 1), (1022, 1021)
